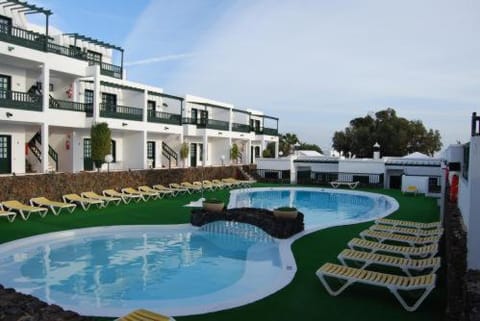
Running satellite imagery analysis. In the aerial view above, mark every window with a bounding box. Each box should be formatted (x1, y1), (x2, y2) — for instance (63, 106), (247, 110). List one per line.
(191, 108), (198, 123)
(0, 15), (11, 34)
(0, 74), (11, 99)
(84, 89), (94, 104)
(147, 100), (156, 112)
(199, 143), (204, 162)
(83, 138), (91, 158)
(111, 140), (116, 163)
(87, 50), (102, 65)
(102, 93), (117, 112)
(463, 143), (470, 180)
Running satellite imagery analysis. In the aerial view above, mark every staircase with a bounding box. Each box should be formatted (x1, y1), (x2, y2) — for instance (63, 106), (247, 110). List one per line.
(27, 131), (59, 171)
(238, 165), (258, 181)
(162, 141), (178, 168)
(27, 84), (61, 109)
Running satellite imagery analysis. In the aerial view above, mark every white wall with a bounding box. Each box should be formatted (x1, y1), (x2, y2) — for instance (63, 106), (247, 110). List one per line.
(401, 175), (429, 194)
(256, 158), (291, 170)
(339, 159), (385, 174)
(465, 136), (480, 269)
(122, 131), (144, 170)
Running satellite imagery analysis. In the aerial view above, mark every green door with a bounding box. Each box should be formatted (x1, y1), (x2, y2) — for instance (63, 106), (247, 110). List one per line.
(83, 138), (93, 171)
(147, 141), (155, 168)
(0, 135), (11, 174)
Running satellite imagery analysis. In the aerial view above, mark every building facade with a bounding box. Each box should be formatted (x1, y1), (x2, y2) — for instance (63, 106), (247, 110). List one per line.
(0, 1), (279, 175)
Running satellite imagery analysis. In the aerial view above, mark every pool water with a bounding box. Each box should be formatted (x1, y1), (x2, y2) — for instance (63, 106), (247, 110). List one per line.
(228, 187), (397, 229)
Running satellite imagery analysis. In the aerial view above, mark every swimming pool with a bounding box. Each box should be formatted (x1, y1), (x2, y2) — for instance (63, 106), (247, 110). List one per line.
(0, 223), (294, 317)
(0, 187), (397, 317)
(228, 187), (398, 230)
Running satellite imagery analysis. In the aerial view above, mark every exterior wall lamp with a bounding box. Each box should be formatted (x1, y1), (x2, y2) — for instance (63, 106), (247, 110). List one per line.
(6, 112), (13, 118)
(122, 122), (128, 127)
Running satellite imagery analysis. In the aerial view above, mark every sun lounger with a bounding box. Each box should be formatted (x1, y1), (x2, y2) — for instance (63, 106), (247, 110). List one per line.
(221, 178), (243, 187)
(0, 205), (17, 222)
(348, 238), (438, 259)
(212, 179), (231, 188)
(403, 185), (419, 195)
(169, 183), (190, 194)
(193, 181), (215, 191)
(2, 200), (48, 220)
(180, 182), (202, 193)
(103, 189), (142, 204)
(316, 262), (436, 311)
(63, 194), (104, 211)
(223, 177), (256, 187)
(329, 181), (359, 189)
(202, 179), (223, 190)
(337, 249), (441, 277)
(115, 308), (175, 321)
(81, 191), (122, 206)
(152, 184), (178, 196)
(360, 230), (441, 247)
(121, 187), (154, 201)
(138, 186), (166, 199)
(370, 224), (443, 237)
(30, 197), (77, 215)
(375, 218), (441, 231)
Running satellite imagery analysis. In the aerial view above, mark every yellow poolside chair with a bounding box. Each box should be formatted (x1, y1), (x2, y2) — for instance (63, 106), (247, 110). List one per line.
(81, 191), (122, 206)
(103, 189), (142, 204)
(2, 200), (48, 221)
(221, 178), (243, 187)
(193, 181), (215, 191)
(30, 197), (77, 215)
(138, 186), (168, 199)
(203, 179), (224, 190)
(374, 218), (441, 231)
(180, 182), (202, 193)
(212, 179), (231, 188)
(369, 224), (444, 237)
(348, 238), (439, 259)
(115, 309), (175, 321)
(404, 185), (418, 195)
(359, 230), (441, 247)
(62, 194), (104, 211)
(337, 249), (441, 277)
(152, 184), (178, 196)
(316, 262), (436, 312)
(121, 187), (155, 201)
(0, 204), (17, 222)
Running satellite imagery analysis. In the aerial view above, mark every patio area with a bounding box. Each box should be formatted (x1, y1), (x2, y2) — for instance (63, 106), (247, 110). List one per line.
(0, 184), (444, 321)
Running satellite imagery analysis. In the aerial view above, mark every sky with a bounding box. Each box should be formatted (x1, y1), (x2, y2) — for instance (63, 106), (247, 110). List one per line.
(37, 0), (480, 152)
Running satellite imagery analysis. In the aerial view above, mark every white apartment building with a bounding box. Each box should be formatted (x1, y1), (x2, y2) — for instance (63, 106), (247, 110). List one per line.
(0, 1), (279, 175)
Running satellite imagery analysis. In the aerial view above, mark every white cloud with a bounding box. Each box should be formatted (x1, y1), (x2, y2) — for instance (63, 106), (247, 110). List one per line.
(126, 0), (480, 149)
(125, 53), (195, 66)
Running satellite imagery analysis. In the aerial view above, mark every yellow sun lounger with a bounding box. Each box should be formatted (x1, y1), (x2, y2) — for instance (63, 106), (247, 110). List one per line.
(167, 183), (191, 194)
(62, 194), (104, 211)
(2, 200), (48, 220)
(212, 179), (231, 188)
(375, 218), (441, 231)
(0, 204), (17, 222)
(180, 182), (202, 193)
(152, 184), (179, 196)
(369, 224), (444, 237)
(81, 191), (122, 206)
(115, 308), (175, 321)
(221, 178), (243, 187)
(121, 187), (155, 201)
(403, 185), (419, 195)
(348, 238), (438, 259)
(360, 230), (441, 247)
(316, 262), (436, 312)
(203, 180), (224, 190)
(103, 189), (141, 204)
(139, 186), (170, 199)
(30, 197), (77, 215)
(337, 249), (441, 277)
(193, 181), (215, 191)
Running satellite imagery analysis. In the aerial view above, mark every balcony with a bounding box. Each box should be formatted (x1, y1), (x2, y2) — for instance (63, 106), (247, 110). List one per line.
(100, 103), (143, 121)
(0, 89), (42, 111)
(99, 62), (122, 79)
(253, 127), (278, 136)
(147, 110), (181, 125)
(49, 98), (93, 116)
(182, 118), (229, 130)
(232, 123), (251, 133)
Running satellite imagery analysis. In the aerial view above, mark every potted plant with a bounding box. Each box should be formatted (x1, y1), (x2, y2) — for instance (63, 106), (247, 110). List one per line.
(91, 122), (112, 172)
(203, 198), (225, 212)
(230, 143), (241, 164)
(273, 206), (298, 219)
(180, 142), (189, 168)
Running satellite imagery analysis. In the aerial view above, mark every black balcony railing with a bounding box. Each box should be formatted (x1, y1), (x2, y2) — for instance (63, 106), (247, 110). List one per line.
(100, 103), (143, 121)
(252, 127), (278, 136)
(182, 117), (230, 130)
(147, 110), (181, 125)
(232, 123), (251, 133)
(99, 62), (122, 79)
(49, 98), (93, 116)
(0, 89), (42, 111)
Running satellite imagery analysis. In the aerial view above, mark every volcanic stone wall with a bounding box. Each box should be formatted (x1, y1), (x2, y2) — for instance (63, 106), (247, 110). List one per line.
(0, 165), (255, 203)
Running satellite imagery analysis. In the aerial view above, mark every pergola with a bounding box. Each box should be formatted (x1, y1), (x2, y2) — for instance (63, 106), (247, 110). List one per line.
(0, 0), (52, 37)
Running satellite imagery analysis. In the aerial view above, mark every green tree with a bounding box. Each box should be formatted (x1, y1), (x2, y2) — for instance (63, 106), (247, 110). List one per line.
(279, 133), (299, 155)
(230, 143), (241, 163)
(332, 108), (442, 157)
(180, 142), (189, 167)
(90, 123), (111, 170)
(262, 142), (276, 158)
(298, 143), (323, 154)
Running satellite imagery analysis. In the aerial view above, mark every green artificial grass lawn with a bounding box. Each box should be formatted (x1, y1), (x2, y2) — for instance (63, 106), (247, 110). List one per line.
(0, 184), (445, 321)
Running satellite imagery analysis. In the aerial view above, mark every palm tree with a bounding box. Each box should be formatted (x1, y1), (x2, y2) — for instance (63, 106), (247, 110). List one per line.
(280, 133), (299, 155)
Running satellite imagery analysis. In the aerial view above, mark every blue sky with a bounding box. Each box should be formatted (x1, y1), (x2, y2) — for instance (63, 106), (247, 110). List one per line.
(38, 0), (480, 153)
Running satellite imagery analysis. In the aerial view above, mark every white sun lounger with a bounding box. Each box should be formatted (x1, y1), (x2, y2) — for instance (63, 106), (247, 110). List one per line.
(81, 191), (122, 206)
(62, 194), (104, 211)
(330, 181), (359, 189)
(169, 183), (191, 194)
(348, 238), (438, 259)
(152, 184), (178, 196)
(359, 230), (441, 247)
(2, 200), (48, 220)
(316, 263), (436, 312)
(0, 204), (17, 222)
(30, 197), (77, 215)
(337, 249), (441, 277)
(121, 187), (154, 201)
(103, 189), (142, 204)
